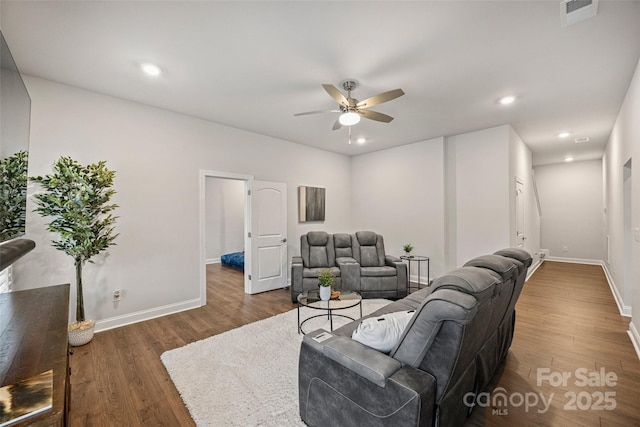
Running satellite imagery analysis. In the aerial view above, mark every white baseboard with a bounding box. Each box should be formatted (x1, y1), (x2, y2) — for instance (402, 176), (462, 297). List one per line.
(408, 274), (432, 286)
(207, 258), (221, 264)
(600, 262), (632, 317)
(545, 256), (602, 265)
(526, 258), (543, 281)
(628, 322), (640, 361)
(95, 297), (202, 332)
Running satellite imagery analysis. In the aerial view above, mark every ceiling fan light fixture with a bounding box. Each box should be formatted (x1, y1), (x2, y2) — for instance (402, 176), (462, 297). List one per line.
(339, 111), (361, 126)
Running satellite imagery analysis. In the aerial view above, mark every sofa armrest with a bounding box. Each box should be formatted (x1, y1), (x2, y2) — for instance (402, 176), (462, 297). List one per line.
(299, 332), (437, 426)
(291, 256), (304, 300)
(305, 334), (402, 387)
(335, 257), (360, 291)
(385, 254), (402, 265)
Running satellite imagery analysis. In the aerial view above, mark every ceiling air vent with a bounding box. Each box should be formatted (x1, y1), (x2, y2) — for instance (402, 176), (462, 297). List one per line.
(561, 0), (599, 28)
(575, 137), (589, 143)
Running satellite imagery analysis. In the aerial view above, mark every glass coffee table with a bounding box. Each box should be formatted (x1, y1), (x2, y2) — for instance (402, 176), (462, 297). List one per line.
(297, 290), (362, 335)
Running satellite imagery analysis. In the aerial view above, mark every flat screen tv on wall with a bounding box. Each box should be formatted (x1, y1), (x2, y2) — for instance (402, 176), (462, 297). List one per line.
(0, 30), (31, 245)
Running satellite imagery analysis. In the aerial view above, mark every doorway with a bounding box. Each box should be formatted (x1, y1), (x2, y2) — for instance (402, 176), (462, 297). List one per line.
(199, 170), (252, 306)
(199, 171), (289, 306)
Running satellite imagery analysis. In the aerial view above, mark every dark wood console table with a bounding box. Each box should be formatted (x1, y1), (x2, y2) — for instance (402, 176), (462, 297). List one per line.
(0, 284), (70, 426)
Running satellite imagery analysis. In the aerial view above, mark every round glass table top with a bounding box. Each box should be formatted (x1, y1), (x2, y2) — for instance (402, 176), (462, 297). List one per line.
(400, 255), (429, 261)
(297, 290), (362, 311)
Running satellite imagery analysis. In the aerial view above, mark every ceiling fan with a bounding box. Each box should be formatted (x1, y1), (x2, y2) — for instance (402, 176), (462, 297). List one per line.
(294, 80), (405, 131)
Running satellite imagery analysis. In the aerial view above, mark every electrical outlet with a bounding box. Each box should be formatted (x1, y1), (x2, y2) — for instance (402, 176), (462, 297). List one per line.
(562, 246), (568, 252)
(113, 289), (121, 301)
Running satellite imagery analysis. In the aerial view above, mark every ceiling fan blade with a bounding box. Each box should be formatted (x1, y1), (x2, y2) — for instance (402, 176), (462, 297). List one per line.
(332, 118), (343, 130)
(294, 109), (340, 116)
(356, 89), (405, 109)
(322, 84), (349, 106)
(359, 109), (394, 123)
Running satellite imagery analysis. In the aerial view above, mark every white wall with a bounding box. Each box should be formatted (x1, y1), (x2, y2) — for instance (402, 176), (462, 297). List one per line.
(603, 58), (640, 330)
(447, 125), (511, 267)
(534, 160), (604, 261)
(351, 124), (537, 278)
(15, 76), (352, 329)
(205, 178), (245, 262)
(351, 138), (446, 280)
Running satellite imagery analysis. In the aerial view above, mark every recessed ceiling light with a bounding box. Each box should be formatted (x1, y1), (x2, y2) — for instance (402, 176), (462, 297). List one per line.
(356, 137), (366, 144)
(498, 96), (516, 105)
(564, 156), (575, 162)
(141, 63), (162, 77)
(558, 132), (570, 138)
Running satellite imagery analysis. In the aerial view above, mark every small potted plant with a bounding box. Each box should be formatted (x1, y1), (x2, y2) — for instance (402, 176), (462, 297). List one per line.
(317, 269), (334, 301)
(31, 157), (119, 346)
(403, 243), (414, 257)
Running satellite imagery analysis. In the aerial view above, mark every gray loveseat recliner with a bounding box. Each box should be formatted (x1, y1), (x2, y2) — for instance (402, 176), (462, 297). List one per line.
(298, 248), (532, 426)
(291, 231), (408, 303)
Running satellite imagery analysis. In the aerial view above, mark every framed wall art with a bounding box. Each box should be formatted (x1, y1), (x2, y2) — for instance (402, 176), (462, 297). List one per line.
(298, 186), (325, 222)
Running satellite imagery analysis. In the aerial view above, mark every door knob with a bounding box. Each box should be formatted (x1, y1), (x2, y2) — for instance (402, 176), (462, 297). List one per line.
(281, 238), (287, 243)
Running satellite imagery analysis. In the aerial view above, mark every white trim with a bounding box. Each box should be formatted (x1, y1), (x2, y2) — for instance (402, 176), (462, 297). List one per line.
(408, 273), (433, 287)
(545, 256), (602, 265)
(526, 258), (543, 281)
(95, 298), (201, 332)
(628, 322), (640, 361)
(601, 261), (632, 317)
(207, 258), (221, 264)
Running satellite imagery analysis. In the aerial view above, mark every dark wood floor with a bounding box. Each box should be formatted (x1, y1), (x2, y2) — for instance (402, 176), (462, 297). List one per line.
(68, 261), (640, 426)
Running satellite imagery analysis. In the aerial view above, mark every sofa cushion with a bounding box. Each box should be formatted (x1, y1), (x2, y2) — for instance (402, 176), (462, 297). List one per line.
(307, 231), (329, 246)
(352, 310), (415, 353)
(494, 248), (532, 267)
(390, 289), (477, 368)
(355, 231), (378, 246)
(334, 233), (353, 258)
(431, 267), (501, 304)
(464, 255), (519, 282)
(302, 266), (341, 278)
(309, 246), (330, 268)
(361, 266), (397, 277)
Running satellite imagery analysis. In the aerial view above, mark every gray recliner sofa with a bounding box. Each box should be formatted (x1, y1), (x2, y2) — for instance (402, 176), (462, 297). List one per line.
(291, 231), (408, 303)
(298, 248), (532, 426)
(291, 231), (343, 301)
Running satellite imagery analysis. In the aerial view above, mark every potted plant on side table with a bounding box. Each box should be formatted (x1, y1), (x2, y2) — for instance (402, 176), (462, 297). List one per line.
(403, 243), (414, 258)
(318, 269), (334, 301)
(32, 157), (119, 346)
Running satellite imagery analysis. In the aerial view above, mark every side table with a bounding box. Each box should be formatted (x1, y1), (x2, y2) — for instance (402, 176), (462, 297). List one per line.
(400, 255), (430, 292)
(297, 290), (362, 335)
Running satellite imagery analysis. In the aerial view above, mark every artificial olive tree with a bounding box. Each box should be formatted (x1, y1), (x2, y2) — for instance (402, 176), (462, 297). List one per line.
(32, 157), (118, 322)
(0, 150), (28, 241)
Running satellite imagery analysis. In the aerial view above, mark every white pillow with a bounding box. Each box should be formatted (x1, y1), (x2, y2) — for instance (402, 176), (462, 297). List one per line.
(352, 310), (415, 353)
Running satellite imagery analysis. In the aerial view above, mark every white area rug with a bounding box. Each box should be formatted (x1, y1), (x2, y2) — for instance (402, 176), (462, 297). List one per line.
(161, 299), (390, 426)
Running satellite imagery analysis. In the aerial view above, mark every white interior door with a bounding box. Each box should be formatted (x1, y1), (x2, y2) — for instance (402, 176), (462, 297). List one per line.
(515, 179), (525, 248)
(249, 180), (288, 294)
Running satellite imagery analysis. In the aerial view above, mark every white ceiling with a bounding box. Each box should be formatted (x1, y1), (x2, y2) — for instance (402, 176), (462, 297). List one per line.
(1, 1), (639, 165)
